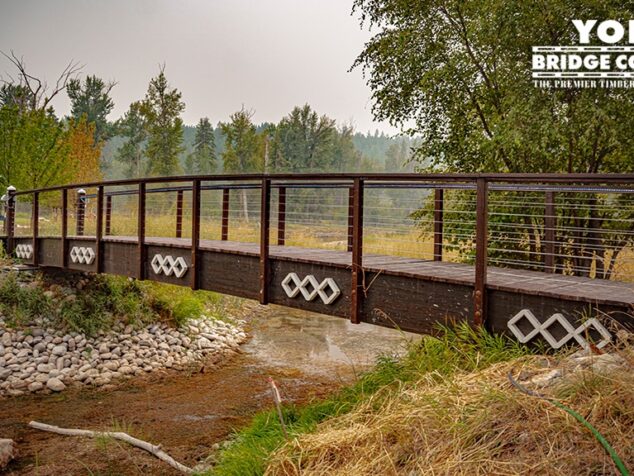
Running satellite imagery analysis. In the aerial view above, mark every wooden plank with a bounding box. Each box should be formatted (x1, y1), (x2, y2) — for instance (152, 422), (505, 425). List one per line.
(350, 178), (364, 324)
(277, 186), (286, 246)
(259, 178), (271, 304)
(191, 179), (201, 290)
(61, 189), (68, 268)
(137, 182), (146, 280)
(95, 186), (104, 273)
(31, 192), (39, 266)
(221, 188), (229, 241)
(474, 178), (488, 326)
(433, 188), (443, 261)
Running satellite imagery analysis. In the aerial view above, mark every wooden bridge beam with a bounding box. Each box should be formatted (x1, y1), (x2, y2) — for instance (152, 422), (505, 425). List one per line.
(191, 179), (201, 290)
(433, 188), (443, 261)
(277, 186), (286, 246)
(61, 188), (68, 268)
(31, 191), (39, 266)
(474, 178), (488, 326)
(259, 178), (271, 304)
(221, 188), (229, 241)
(544, 191), (556, 272)
(95, 186), (104, 273)
(175, 189), (184, 239)
(137, 182), (146, 280)
(350, 178), (364, 324)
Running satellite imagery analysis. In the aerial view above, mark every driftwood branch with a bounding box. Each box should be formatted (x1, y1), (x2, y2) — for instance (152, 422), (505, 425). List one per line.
(28, 421), (193, 474)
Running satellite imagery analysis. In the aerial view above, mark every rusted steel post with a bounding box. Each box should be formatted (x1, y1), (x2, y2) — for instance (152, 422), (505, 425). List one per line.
(175, 189), (184, 238)
(259, 178), (271, 305)
(544, 191), (556, 273)
(95, 186), (104, 273)
(105, 194), (112, 236)
(6, 186), (16, 254)
(433, 188), (444, 261)
(221, 188), (230, 241)
(31, 191), (39, 266)
(191, 179), (201, 290)
(474, 178), (488, 327)
(350, 178), (364, 324)
(137, 182), (146, 280)
(277, 186), (286, 246)
(347, 186), (354, 252)
(76, 189), (86, 236)
(61, 188), (68, 268)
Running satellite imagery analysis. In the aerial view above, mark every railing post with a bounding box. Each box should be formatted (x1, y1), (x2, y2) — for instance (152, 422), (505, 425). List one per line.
(433, 188), (443, 261)
(350, 178), (364, 324)
(95, 186), (104, 273)
(259, 178), (271, 304)
(175, 189), (184, 238)
(76, 188), (86, 236)
(6, 186), (16, 254)
(105, 194), (112, 236)
(221, 188), (230, 241)
(277, 186), (286, 246)
(61, 189), (68, 268)
(191, 179), (201, 290)
(347, 186), (354, 252)
(31, 192), (39, 266)
(474, 178), (488, 327)
(544, 191), (555, 273)
(137, 182), (146, 280)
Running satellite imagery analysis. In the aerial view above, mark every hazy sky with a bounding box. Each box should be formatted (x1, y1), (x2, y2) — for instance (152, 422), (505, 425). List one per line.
(0, 0), (395, 133)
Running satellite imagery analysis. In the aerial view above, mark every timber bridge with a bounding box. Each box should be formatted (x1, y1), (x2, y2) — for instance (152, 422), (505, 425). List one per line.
(2, 173), (633, 349)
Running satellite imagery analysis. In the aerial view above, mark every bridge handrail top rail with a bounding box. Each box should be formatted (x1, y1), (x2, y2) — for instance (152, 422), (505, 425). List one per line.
(9, 172), (634, 196)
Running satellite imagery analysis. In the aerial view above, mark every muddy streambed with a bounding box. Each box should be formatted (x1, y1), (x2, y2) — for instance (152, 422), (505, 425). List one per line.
(0, 305), (416, 475)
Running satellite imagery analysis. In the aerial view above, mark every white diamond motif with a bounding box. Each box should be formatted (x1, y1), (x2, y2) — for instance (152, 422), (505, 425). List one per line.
(15, 244), (33, 259)
(150, 254), (188, 278)
(508, 309), (611, 350)
(282, 273), (341, 305)
(69, 246), (95, 265)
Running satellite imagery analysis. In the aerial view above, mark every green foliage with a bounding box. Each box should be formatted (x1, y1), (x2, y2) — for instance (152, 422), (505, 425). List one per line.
(0, 274), (52, 327)
(185, 117), (217, 174)
(67, 75), (115, 144)
(142, 282), (219, 327)
(115, 101), (147, 178)
(220, 107), (263, 174)
(209, 323), (534, 476)
(140, 66), (185, 176)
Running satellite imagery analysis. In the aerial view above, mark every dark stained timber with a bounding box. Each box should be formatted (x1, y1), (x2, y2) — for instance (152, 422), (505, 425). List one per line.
(474, 178), (488, 326)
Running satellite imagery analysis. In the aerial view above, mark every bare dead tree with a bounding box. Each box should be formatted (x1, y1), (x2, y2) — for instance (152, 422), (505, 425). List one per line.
(0, 50), (82, 111)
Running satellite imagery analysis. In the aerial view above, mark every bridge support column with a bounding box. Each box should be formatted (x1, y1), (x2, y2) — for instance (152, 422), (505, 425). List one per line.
(350, 178), (364, 324)
(76, 189), (86, 236)
(32, 192), (39, 266)
(474, 178), (488, 326)
(259, 178), (271, 304)
(191, 179), (201, 290)
(5, 186), (15, 255)
(433, 188), (443, 261)
(544, 191), (556, 272)
(175, 189), (184, 238)
(61, 189), (68, 268)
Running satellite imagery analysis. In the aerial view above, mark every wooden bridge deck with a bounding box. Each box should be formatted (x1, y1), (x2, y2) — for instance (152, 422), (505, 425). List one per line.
(99, 235), (634, 308)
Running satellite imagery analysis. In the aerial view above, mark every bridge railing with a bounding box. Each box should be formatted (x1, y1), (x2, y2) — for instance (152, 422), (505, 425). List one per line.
(3, 173), (634, 325)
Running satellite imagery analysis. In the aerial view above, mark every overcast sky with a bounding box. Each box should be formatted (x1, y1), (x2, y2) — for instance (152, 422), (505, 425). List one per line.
(0, 0), (395, 134)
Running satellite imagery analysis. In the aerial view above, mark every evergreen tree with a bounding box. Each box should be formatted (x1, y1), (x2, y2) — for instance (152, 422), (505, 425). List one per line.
(66, 75), (115, 144)
(115, 102), (147, 178)
(140, 66), (185, 176)
(185, 117), (216, 174)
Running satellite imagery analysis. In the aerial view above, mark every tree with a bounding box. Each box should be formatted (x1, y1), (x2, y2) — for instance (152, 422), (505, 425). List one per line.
(220, 107), (264, 220)
(66, 75), (116, 144)
(115, 102), (147, 178)
(185, 117), (216, 174)
(139, 66), (185, 176)
(270, 104), (337, 172)
(66, 117), (103, 184)
(354, 1), (634, 278)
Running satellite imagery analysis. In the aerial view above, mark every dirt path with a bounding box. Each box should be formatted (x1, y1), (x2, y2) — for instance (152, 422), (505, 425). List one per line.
(0, 305), (414, 475)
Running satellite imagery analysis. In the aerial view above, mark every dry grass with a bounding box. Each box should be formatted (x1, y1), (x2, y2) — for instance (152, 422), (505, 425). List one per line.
(266, 349), (634, 476)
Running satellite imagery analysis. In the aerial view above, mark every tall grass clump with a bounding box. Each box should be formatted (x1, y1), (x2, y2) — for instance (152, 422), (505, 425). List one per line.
(209, 323), (535, 476)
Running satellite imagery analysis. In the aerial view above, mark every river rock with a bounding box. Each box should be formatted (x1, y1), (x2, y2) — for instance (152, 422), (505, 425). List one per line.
(0, 439), (16, 470)
(46, 378), (66, 392)
(51, 345), (67, 356)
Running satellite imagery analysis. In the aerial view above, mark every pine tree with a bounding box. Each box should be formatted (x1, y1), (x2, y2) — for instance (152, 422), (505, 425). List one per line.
(66, 75), (115, 144)
(185, 117), (216, 174)
(140, 66), (185, 176)
(115, 102), (147, 178)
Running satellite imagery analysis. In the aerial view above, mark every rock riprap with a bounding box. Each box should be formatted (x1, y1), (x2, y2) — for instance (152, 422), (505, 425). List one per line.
(0, 316), (246, 397)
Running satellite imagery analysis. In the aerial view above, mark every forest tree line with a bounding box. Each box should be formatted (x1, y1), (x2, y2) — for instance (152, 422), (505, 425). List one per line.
(0, 56), (415, 192)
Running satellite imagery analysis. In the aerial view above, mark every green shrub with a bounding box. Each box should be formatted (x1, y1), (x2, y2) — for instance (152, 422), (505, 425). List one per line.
(0, 273), (52, 326)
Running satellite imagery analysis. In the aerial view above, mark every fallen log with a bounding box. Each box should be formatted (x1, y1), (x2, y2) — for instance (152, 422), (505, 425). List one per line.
(28, 421), (193, 474)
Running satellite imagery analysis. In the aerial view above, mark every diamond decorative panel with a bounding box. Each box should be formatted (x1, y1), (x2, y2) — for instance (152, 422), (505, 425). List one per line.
(69, 246), (95, 265)
(508, 309), (611, 350)
(282, 273), (341, 305)
(15, 244), (33, 259)
(150, 254), (188, 278)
